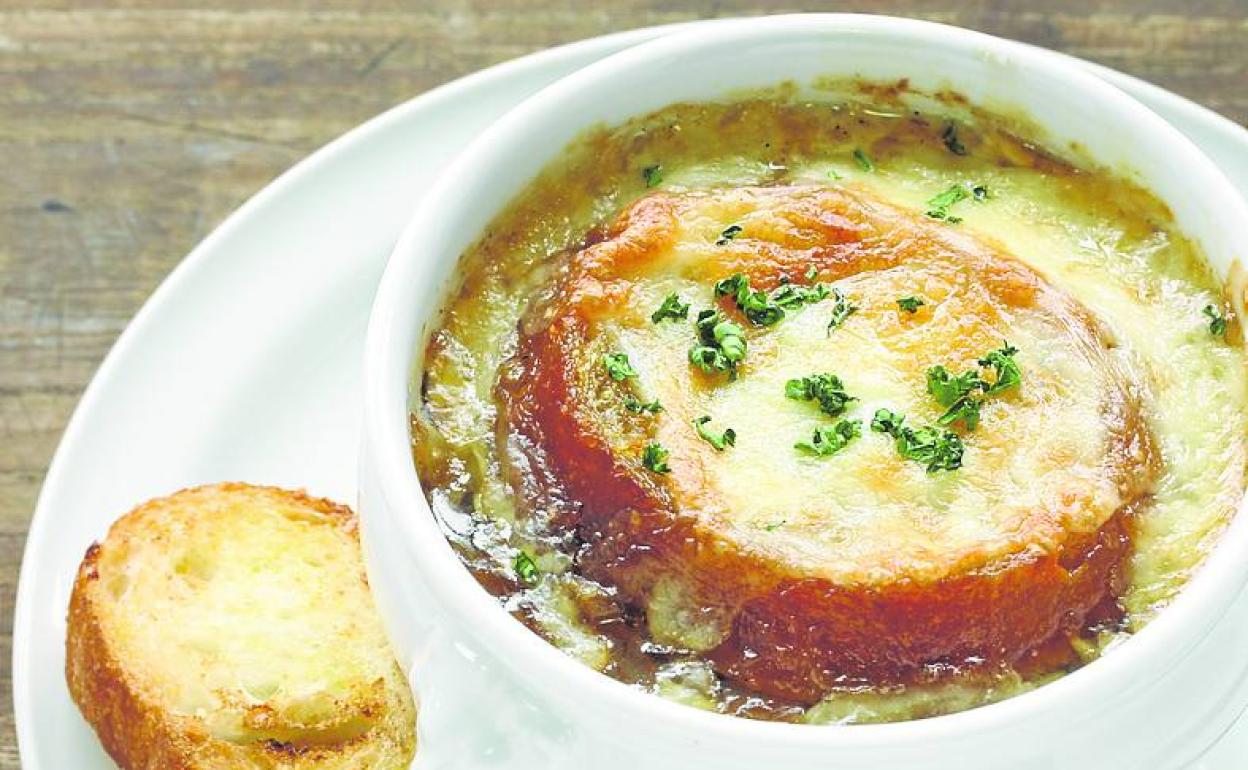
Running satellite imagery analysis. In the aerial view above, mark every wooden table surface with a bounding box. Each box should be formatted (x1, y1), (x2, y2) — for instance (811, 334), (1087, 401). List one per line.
(2, 1), (1246, 765)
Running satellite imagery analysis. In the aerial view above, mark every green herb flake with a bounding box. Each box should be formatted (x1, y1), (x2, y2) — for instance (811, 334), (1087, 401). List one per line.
(651, 292), (690, 323)
(870, 409), (963, 473)
(771, 281), (830, 310)
(785, 373), (857, 417)
(828, 169), (843, 181)
(923, 345), (1021, 433)
(795, 419), (862, 457)
(693, 416), (737, 451)
(642, 164), (663, 188)
(926, 365), (985, 407)
(714, 273), (830, 327)
(896, 425), (965, 473)
(762, 519), (787, 532)
(937, 397), (982, 431)
(853, 148), (875, 172)
(871, 408), (906, 435)
(716, 273), (785, 326)
(642, 442), (671, 474)
(716, 224), (743, 245)
(805, 265), (819, 281)
(941, 123), (968, 156)
(1204, 304), (1228, 338)
(513, 551), (539, 585)
(603, 352), (638, 381)
(689, 309), (747, 377)
(826, 288), (858, 333)
(978, 343), (1021, 395)
(925, 184), (971, 223)
(624, 396), (663, 414)
(897, 295), (925, 313)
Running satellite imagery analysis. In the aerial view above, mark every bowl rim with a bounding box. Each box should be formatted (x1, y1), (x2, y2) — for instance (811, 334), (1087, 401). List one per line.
(363, 12), (1248, 750)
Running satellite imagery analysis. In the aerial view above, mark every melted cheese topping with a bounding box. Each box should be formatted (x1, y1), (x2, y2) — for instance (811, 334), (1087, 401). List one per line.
(586, 186), (1146, 586)
(840, 154), (1248, 622)
(412, 93), (1248, 722)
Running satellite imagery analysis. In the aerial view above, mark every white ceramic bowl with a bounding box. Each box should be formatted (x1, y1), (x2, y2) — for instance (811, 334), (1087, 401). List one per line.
(362, 15), (1248, 769)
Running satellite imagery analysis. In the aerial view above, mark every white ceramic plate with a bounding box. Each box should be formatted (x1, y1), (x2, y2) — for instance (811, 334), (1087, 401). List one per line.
(13, 22), (1248, 769)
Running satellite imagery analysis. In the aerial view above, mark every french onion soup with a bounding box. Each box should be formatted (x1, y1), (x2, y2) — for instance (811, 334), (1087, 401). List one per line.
(410, 85), (1247, 723)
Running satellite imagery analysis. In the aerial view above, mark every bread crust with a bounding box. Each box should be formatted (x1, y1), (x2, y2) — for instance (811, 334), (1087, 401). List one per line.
(65, 482), (416, 769)
(498, 186), (1157, 703)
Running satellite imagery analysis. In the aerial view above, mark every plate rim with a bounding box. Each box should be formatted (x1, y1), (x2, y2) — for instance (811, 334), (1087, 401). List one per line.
(13, 19), (1248, 767)
(9, 23), (686, 767)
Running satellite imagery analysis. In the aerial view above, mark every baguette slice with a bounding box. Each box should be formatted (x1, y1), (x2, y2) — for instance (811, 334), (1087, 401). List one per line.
(66, 482), (416, 769)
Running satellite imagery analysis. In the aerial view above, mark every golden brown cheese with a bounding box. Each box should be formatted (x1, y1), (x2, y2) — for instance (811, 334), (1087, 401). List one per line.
(497, 185), (1155, 703)
(412, 94), (1248, 723)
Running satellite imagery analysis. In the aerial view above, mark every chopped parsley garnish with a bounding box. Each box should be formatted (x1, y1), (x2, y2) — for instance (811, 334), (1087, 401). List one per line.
(853, 148), (875, 172)
(925, 184), (971, 223)
(785, 373), (856, 417)
(1204, 304), (1228, 337)
(651, 292), (690, 323)
(642, 442), (671, 473)
(795, 418), (862, 457)
(870, 409), (964, 473)
(826, 288), (858, 333)
(716, 224), (743, 245)
(624, 396), (663, 414)
(602, 352), (638, 381)
(897, 425), (965, 473)
(978, 343), (1021, 395)
(923, 345), (1020, 432)
(926, 365), (985, 407)
(762, 519), (787, 531)
(715, 273), (828, 326)
(828, 169), (843, 181)
(925, 183), (990, 223)
(642, 164), (663, 188)
(941, 123), (968, 156)
(897, 295), (925, 313)
(513, 551), (539, 585)
(909, 344), (1023, 434)
(693, 416), (736, 451)
(805, 265), (819, 281)
(771, 281), (830, 309)
(870, 408), (906, 435)
(716, 273), (784, 326)
(688, 309), (747, 377)
(937, 396), (981, 431)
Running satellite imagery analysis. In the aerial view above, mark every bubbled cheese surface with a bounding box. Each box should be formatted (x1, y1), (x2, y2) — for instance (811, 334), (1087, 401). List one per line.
(412, 93), (1248, 721)
(579, 186), (1148, 586)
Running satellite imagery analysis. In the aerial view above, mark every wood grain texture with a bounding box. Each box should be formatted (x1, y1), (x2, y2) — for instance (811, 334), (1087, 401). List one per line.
(1, 1), (1245, 766)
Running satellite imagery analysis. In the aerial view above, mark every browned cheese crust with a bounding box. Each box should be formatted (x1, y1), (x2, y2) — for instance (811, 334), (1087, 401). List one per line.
(496, 185), (1157, 704)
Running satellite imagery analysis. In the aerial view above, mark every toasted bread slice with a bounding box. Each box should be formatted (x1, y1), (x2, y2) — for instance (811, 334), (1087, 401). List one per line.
(66, 482), (416, 769)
